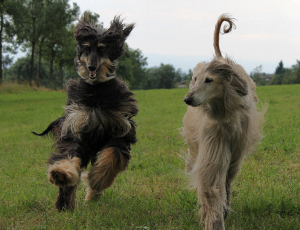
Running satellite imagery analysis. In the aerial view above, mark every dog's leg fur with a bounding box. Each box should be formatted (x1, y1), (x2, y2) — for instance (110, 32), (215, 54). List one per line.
(83, 144), (130, 201)
(47, 157), (81, 187)
(192, 139), (230, 230)
(47, 154), (82, 211)
(199, 171), (227, 230)
(196, 165), (228, 230)
(224, 157), (245, 219)
(55, 185), (78, 212)
(186, 145), (199, 174)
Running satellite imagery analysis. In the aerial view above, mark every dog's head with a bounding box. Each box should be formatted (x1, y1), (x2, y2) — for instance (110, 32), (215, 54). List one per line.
(74, 15), (134, 84)
(184, 59), (248, 108)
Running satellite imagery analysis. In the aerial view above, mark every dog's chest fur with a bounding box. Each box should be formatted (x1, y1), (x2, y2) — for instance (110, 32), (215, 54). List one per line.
(184, 106), (249, 155)
(61, 77), (138, 140)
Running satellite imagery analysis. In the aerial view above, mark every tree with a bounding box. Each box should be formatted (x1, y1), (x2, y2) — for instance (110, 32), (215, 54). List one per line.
(55, 25), (77, 89)
(36, 0), (78, 87)
(43, 0), (79, 89)
(270, 60), (285, 85)
(251, 65), (266, 86)
(290, 60), (300, 84)
(4, 55), (53, 85)
(0, 0), (18, 84)
(157, 64), (178, 89)
(182, 69), (192, 87)
(145, 67), (161, 89)
(35, 0), (53, 87)
(6, 0), (46, 86)
(145, 63), (180, 89)
(271, 60), (300, 85)
(0, 2), (5, 84)
(275, 60), (285, 75)
(117, 50), (134, 83)
(117, 44), (148, 89)
(281, 68), (294, 85)
(6, 0), (78, 87)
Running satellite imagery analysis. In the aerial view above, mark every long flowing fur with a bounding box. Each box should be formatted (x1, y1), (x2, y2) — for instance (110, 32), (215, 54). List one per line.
(183, 14), (267, 230)
(33, 15), (137, 212)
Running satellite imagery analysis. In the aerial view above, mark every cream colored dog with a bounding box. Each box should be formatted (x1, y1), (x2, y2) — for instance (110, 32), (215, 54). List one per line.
(182, 14), (266, 230)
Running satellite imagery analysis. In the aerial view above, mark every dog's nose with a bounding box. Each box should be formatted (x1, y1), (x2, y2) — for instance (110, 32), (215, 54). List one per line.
(184, 97), (193, 105)
(88, 65), (97, 72)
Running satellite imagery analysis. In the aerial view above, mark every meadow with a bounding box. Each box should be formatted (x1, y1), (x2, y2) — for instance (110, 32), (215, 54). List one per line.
(1, 83), (300, 229)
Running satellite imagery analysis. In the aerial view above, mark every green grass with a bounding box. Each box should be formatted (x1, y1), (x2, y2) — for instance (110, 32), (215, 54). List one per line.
(1, 84), (300, 229)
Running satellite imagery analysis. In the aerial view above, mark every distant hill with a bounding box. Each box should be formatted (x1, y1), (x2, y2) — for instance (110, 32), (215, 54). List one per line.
(144, 53), (279, 75)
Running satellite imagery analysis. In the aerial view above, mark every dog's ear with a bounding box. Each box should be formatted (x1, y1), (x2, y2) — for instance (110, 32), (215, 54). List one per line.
(207, 60), (248, 96)
(102, 16), (135, 61)
(74, 21), (98, 43)
(104, 16), (135, 40)
(123, 23), (135, 38)
(227, 74), (248, 96)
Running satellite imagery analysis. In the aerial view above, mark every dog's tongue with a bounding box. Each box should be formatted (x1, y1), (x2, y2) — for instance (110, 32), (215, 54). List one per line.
(89, 71), (97, 78)
(90, 71), (96, 76)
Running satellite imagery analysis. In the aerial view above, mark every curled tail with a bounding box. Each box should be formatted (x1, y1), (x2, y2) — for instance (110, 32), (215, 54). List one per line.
(31, 117), (63, 136)
(213, 14), (236, 58)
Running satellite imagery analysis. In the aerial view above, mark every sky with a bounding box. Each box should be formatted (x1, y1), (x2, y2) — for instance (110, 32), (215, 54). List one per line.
(67, 0), (300, 74)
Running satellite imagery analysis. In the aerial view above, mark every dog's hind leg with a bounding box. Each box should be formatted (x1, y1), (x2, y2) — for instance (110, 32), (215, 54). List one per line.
(83, 145), (130, 201)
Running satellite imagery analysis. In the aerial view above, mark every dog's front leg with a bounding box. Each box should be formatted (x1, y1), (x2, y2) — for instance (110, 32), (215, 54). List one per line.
(47, 156), (81, 187)
(47, 144), (84, 211)
(198, 168), (228, 230)
(224, 157), (245, 219)
(55, 185), (78, 212)
(194, 147), (230, 230)
(83, 140), (131, 201)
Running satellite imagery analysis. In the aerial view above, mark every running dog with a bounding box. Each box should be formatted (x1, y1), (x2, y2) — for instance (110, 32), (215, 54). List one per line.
(33, 14), (138, 212)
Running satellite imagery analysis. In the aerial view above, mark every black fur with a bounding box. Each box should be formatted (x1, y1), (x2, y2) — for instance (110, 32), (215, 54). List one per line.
(73, 15), (135, 85)
(41, 77), (138, 167)
(33, 14), (137, 211)
(31, 117), (63, 136)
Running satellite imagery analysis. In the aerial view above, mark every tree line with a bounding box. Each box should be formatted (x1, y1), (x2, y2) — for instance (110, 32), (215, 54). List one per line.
(251, 60), (300, 86)
(0, 0), (190, 90)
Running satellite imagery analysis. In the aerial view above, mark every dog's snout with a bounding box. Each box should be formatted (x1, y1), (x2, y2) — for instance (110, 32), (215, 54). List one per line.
(184, 97), (193, 105)
(88, 65), (97, 72)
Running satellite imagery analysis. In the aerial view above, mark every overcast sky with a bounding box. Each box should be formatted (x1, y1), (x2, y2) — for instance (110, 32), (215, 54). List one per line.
(69, 0), (300, 74)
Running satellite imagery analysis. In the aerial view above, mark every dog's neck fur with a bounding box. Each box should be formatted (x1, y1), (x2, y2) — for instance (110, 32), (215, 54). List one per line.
(205, 97), (245, 122)
(66, 77), (134, 107)
(205, 98), (227, 121)
(61, 77), (138, 140)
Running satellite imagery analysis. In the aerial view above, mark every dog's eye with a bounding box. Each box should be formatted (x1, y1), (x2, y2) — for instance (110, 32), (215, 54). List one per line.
(204, 78), (213, 83)
(97, 46), (105, 52)
(84, 46), (91, 52)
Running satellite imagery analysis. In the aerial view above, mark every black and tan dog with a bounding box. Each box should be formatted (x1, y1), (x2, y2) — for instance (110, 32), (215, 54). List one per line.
(32, 15), (138, 212)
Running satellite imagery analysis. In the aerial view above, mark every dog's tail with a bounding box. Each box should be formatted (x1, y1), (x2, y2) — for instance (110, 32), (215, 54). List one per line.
(213, 14), (236, 58)
(31, 117), (62, 136)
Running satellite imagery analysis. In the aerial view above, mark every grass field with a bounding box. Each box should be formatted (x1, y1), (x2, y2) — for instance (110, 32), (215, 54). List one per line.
(1, 84), (300, 229)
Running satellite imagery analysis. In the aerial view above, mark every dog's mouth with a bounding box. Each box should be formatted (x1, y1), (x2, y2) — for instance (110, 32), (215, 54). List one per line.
(184, 96), (203, 107)
(88, 67), (100, 80)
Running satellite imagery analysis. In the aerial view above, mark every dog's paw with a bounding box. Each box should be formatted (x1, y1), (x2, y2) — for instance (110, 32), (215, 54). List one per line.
(85, 187), (102, 201)
(47, 157), (81, 186)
